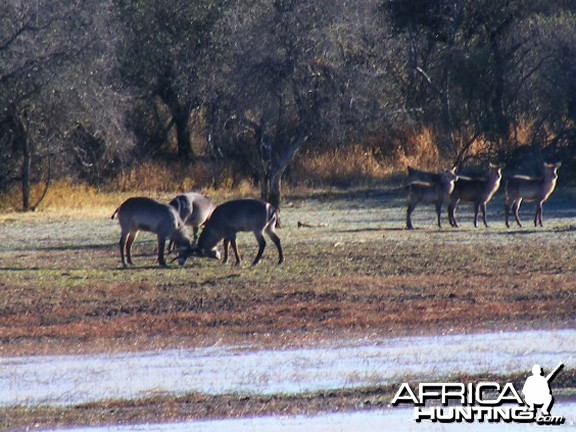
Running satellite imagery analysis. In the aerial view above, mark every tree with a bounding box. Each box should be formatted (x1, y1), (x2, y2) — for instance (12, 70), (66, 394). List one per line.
(204, 0), (399, 207)
(383, 0), (568, 165)
(116, 0), (225, 161)
(506, 10), (576, 167)
(0, 0), (131, 209)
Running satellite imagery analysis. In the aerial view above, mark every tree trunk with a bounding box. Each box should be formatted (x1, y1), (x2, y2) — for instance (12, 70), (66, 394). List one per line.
(259, 170), (282, 211)
(259, 129), (307, 211)
(8, 112), (32, 211)
(490, 36), (508, 140)
(158, 82), (194, 161)
(21, 135), (31, 211)
(173, 110), (193, 161)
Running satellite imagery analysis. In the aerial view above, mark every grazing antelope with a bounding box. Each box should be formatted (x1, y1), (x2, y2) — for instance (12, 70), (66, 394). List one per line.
(178, 199), (283, 267)
(112, 197), (191, 268)
(505, 162), (561, 228)
(167, 192), (215, 251)
(405, 169), (459, 229)
(448, 164), (502, 228)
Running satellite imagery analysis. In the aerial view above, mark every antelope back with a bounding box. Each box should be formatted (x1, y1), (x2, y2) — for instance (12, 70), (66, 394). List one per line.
(506, 162), (560, 201)
(197, 199), (271, 251)
(170, 192), (214, 226)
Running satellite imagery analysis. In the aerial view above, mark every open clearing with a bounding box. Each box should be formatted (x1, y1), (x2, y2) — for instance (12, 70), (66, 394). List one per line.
(0, 186), (575, 429)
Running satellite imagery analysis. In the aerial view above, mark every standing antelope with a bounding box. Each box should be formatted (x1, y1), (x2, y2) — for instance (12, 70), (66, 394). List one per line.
(505, 162), (561, 228)
(407, 166), (443, 184)
(168, 192), (215, 250)
(448, 164), (502, 228)
(178, 198), (283, 267)
(112, 197), (191, 268)
(405, 169), (459, 229)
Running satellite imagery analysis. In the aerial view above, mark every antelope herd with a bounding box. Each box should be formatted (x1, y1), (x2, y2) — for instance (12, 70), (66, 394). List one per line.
(404, 162), (561, 230)
(112, 161), (562, 268)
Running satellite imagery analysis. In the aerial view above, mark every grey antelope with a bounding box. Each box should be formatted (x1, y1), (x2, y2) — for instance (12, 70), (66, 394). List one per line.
(448, 164), (502, 228)
(505, 162), (561, 228)
(112, 197), (191, 268)
(167, 192), (215, 251)
(178, 198), (283, 267)
(405, 169), (459, 229)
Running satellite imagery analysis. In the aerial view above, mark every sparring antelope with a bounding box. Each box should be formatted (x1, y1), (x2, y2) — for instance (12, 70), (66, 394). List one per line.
(505, 162), (561, 228)
(178, 198), (283, 267)
(167, 192), (215, 251)
(405, 169), (458, 229)
(112, 197), (191, 268)
(448, 164), (502, 228)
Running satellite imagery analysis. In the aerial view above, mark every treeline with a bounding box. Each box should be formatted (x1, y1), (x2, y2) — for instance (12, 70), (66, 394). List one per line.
(1, 0), (575, 210)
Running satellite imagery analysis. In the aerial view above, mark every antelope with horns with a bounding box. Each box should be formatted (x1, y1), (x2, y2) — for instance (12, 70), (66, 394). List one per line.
(112, 197), (191, 268)
(405, 169), (459, 229)
(448, 164), (502, 228)
(178, 199), (283, 267)
(167, 192), (215, 251)
(505, 162), (561, 228)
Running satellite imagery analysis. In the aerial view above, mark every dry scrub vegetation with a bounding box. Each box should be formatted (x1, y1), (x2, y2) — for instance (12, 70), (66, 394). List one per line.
(0, 127), (449, 213)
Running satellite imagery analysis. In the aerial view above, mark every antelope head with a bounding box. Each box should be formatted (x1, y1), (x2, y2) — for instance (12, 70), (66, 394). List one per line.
(175, 244), (221, 266)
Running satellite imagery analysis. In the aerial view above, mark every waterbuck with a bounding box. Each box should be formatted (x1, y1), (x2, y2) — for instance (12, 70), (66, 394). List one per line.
(448, 164), (502, 228)
(406, 166), (444, 184)
(178, 199), (283, 267)
(505, 162), (561, 228)
(405, 169), (458, 229)
(167, 192), (215, 251)
(112, 197), (191, 268)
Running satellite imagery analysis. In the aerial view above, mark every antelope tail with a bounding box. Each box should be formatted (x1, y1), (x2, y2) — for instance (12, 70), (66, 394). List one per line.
(268, 204), (280, 228)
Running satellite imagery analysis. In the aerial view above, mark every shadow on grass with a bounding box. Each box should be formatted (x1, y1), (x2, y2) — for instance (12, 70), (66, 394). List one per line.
(6, 242), (116, 253)
(498, 228), (560, 235)
(335, 227), (406, 234)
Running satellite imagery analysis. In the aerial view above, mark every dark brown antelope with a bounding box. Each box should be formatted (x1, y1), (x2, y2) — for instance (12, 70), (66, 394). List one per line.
(505, 162), (561, 228)
(167, 192), (215, 251)
(405, 169), (459, 229)
(448, 164), (502, 228)
(406, 166), (443, 184)
(178, 198), (283, 267)
(112, 197), (191, 268)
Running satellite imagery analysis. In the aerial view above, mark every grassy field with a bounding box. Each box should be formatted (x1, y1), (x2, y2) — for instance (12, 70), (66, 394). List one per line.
(0, 185), (575, 428)
(0, 186), (575, 353)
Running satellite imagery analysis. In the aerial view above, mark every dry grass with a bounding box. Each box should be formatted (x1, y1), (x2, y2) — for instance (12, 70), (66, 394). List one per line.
(291, 127), (444, 187)
(0, 126), (488, 213)
(0, 176), (260, 222)
(0, 122), (561, 216)
(292, 145), (394, 187)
